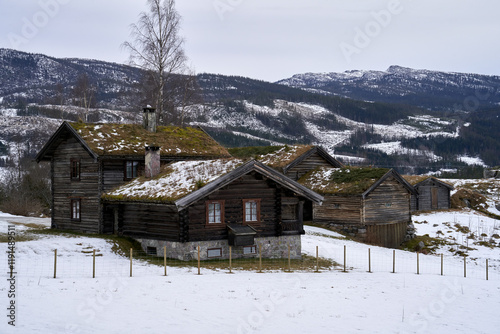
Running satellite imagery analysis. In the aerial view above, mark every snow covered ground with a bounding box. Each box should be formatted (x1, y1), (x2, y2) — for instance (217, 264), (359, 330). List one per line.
(1, 211), (499, 334)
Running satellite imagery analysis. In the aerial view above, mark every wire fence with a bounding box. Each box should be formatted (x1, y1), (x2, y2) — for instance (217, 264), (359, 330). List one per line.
(2, 243), (498, 282)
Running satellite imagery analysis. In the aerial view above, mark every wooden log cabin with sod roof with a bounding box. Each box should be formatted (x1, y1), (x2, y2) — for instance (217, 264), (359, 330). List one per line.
(230, 144), (344, 223)
(403, 176), (454, 212)
(102, 159), (323, 260)
(35, 107), (231, 234)
(299, 167), (417, 248)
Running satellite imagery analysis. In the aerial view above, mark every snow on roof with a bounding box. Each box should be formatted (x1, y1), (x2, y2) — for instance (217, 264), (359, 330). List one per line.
(257, 145), (313, 169)
(103, 159), (244, 203)
(298, 166), (391, 195)
(70, 122), (230, 157)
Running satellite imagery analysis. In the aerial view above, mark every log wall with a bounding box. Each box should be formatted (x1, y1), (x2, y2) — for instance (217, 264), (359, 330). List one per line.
(415, 180), (451, 211)
(363, 177), (411, 224)
(285, 152), (334, 180)
(187, 172), (279, 242)
(52, 137), (100, 233)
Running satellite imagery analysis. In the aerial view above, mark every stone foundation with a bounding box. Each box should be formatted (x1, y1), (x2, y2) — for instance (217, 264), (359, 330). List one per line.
(137, 235), (302, 261)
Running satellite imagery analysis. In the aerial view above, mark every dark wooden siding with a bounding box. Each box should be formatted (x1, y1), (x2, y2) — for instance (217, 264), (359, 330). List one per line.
(52, 137), (100, 233)
(313, 195), (362, 224)
(415, 180), (451, 211)
(363, 177), (411, 224)
(410, 194), (418, 212)
(187, 172), (278, 242)
(114, 203), (180, 241)
(285, 152), (334, 180)
(365, 222), (408, 248)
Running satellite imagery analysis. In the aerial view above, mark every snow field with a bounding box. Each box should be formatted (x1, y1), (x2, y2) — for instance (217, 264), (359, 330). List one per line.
(1, 213), (500, 333)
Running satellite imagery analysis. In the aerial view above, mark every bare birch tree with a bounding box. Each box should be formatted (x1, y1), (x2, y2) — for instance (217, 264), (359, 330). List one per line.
(122, 0), (187, 124)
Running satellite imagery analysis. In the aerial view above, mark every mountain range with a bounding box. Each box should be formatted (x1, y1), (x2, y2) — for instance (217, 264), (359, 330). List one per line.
(0, 48), (499, 176)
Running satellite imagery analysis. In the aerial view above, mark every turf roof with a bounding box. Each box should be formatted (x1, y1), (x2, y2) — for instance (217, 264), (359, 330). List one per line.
(298, 167), (391, 195)
(70, 122), (230, 157)
(103, 159), (244, 203)
(257, 145), (313, 169)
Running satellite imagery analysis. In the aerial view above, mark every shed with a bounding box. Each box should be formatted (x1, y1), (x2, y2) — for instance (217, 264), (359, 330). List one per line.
(299, 167), (416, 248)
(404, 176), (454, 211)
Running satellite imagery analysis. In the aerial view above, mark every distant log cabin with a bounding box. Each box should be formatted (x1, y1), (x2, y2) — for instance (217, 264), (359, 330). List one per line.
(404, 176), (454, 212)
(257, 145), (344, 181)
(102, 159), (323, 260)
(299, 167), (417, 248)
(35, 108), (231, 234)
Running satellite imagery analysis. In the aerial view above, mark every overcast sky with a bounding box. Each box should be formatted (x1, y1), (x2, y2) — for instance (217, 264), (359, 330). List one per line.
(1, 0), (499, 82)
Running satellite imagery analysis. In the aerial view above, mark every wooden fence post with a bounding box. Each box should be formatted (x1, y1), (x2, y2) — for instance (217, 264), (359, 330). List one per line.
(229, 246), (232, 274)
(287, 244), (291, 272)
(368, 248), (371, 273)
(392, 250), (396, 273)
(315, 246), (319, 273)
(197, 246), (201, 275)
(258, 244), (262, 273)
(416, 252), (420, 275)
(441, 253), (444, 276)
(343, 245), (346, 272)
(53, 249), (57, 279)
(130, 248), (133, 277)
(93, 249), (96, 279)
(486, 259), (489, 281)
(164, 246), (167, 276)
(463, 256), (466, 278)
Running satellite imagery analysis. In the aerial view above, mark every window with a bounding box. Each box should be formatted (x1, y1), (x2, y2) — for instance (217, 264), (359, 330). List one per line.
(243, 245), (257, 255)
(125, 161), (139, 180)
(207, 248), (222, 258)
(70, 159), (80, 181)
(206, 200), (224, 225)
(333, 203), (341, 209)
(146, 247), (157, 256)
(385, 203), (392, 207)
(243, 199), (260, 223)
(71, 199), (81, 221)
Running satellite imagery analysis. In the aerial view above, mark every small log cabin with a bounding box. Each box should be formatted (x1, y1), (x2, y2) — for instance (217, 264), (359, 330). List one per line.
(259, 145), (344, 181)
(35, 108), (231, 234)
(102, 159), (323, 260)
(404, 176), (454, 212)
(299, 167), (417, 248)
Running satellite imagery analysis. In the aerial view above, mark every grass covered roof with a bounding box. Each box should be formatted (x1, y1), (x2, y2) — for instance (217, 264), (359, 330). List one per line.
(70, 122), (230, 157)
(103, 159), (244, 203)
(298, 167), (391, 195)
(256, 145), (313, 169)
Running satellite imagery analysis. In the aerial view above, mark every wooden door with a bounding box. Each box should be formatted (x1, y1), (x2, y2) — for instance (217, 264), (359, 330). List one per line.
(431, 187), (438, 209)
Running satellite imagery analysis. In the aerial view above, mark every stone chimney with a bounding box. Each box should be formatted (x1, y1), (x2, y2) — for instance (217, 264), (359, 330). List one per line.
(145, 146), (161, 178)
(143, 106), (157, 132)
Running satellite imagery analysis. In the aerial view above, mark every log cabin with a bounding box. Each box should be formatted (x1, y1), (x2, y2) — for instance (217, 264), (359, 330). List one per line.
(403, 176), (454, 212)
(299, 167), (417, 248)
(258, 145), (344, 181)
(102, 159), (323, 260)
(35, 107), (231, 234)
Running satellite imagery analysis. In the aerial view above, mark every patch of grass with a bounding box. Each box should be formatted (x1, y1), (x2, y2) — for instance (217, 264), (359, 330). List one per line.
(228, 145), (284, 159)
(0, 233), (38, 243)
(400, 234), (449, 254)
(136, 253), (337, 272)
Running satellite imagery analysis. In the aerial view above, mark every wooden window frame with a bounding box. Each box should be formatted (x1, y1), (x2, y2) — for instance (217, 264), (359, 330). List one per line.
(70, 198), (81, 221)
(124, 161), (140, 180)
(206, 200), (225, 226)
(243, 199), (261, 224)
(207, 248), (222, 258)
(70, 159), (80, 181)
(243, 245), (257, 255)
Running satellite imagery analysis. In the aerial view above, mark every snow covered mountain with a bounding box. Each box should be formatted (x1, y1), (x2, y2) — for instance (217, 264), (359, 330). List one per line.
(277, 66), (500, 111)
(1, 49), (499, 175)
